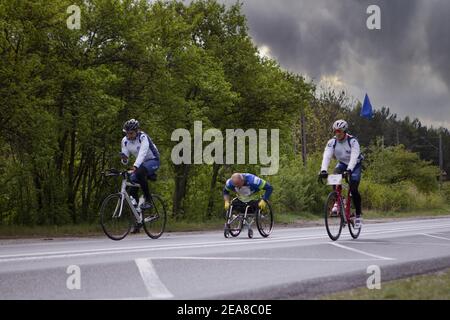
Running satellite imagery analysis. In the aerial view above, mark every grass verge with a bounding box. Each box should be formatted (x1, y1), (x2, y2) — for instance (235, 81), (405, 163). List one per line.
(322, 268), (450, 300)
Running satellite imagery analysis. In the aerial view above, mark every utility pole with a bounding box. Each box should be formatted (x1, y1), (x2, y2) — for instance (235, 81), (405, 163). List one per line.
(414, 133), (445, 186)
(293, 128), (297, 154)
(439, 132), (444, 184)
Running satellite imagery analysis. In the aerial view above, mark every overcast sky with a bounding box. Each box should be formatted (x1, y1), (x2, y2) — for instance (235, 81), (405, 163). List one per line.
(219, 0), (450, 129)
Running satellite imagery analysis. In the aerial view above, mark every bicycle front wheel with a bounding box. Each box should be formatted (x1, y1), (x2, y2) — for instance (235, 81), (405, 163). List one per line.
(324, 191), (344, 241)
(100, 193), (132, 241)
(142, 194), (167, 239)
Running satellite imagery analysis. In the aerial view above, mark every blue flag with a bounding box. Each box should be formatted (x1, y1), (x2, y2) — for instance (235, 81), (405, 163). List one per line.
(361, 94), (374, 119)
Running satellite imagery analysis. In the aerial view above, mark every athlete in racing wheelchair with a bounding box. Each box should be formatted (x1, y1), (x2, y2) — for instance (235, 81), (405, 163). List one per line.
(223, 173), (274, 238)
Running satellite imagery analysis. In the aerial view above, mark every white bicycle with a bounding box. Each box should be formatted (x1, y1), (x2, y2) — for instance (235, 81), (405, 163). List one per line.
(100, 168), (167, 240)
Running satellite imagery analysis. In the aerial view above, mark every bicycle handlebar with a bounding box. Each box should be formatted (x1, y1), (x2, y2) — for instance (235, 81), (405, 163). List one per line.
(101, 168), (134, 178)
(317, 173), (350, 185)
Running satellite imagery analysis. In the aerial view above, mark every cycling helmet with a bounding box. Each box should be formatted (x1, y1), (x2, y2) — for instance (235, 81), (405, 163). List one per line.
(332, 120), (348, 132)
(123, 119), (139, 133)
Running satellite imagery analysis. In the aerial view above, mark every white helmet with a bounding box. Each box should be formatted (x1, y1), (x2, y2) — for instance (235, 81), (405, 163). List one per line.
(332, 120), (348, 132)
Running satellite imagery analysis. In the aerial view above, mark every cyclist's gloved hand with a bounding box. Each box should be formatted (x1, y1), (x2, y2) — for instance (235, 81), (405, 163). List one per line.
(121, 154), (129, 165)
(319, 170), (328, 179)
(224, 200), (230, 211)
(258, 199), (267, 211)
(344, 169), (352, 179)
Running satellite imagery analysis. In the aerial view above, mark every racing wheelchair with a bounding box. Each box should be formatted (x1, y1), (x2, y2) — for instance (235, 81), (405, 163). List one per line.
(223, 198), (274, 238)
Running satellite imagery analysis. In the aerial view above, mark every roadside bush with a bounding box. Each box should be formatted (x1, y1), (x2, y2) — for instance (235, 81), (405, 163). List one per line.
(440, 182), (450, 202)
(360, 180), (447, 212)
(364, 144), (440, 193)
(270, 153), (329, 215)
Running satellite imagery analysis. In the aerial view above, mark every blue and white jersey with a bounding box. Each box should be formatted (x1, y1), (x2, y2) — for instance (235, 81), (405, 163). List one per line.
(121, 131), (160, 168)
(321, 134), (362, 172)
(223, 173), (273, 202)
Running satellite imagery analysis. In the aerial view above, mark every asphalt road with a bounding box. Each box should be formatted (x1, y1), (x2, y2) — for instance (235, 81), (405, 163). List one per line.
(1, 217), (450, 300)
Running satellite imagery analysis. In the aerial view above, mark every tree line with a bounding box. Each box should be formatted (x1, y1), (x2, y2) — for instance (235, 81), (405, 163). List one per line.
(0, 0), (448, 226)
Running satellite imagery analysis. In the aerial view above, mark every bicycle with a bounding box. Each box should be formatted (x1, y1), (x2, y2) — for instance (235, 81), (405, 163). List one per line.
(223, 198), (273, 239)
(100, 168), (167, 241)
(319, 173), (361, 241)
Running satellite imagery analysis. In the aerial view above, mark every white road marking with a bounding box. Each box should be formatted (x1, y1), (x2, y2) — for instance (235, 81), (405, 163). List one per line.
(147, 256), (381, 262)
(1, 218), (450, 248)
(134, 258), (174, 299)
(330, 242), (394, 260)
(0, 234), (331, 262)
(363, 223), (450, 235)
(1, 222), (450, 263)
(340, 240), (450, 247)
(421, 233), (450, 241)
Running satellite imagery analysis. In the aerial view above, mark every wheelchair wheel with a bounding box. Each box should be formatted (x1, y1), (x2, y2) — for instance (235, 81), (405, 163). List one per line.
(256, 200), (273, 237)
(224, 223), (230, 238)
(226, 209), (243, 237)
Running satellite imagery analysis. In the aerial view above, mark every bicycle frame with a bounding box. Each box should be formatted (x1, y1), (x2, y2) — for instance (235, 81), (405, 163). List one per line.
(334, 184), (352, 225)
(227, 198), (256, 229)
(116, 174), (143, 224)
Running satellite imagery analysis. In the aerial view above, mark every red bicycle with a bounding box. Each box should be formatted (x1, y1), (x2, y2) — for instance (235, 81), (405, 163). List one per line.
(319, 173), (361, 241)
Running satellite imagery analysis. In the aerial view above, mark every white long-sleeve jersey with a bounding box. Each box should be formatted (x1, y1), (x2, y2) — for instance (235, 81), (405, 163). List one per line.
(121, 131), (160, 168)
(320, 134), (362, 172)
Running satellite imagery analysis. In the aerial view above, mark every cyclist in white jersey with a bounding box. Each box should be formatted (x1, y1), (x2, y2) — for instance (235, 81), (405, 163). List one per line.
(120, 119), (160, 221)
(319, 120), (364, 229)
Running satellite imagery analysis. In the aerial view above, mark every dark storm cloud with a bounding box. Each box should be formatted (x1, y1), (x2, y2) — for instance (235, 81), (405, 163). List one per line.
(220, 0), (450, 128)
(426, 2), (450, 91)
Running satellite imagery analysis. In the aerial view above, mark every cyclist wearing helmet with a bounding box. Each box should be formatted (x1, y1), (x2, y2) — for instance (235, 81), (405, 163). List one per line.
(121, 119), (160, 221)
(319, 120), (364, 228)
(223, 173), (273, 214)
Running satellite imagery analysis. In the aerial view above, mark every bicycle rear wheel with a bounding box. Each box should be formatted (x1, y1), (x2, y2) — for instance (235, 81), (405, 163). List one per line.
(256, 200), (273, 237)
(325, 191), (344, 241)
(100, 193), (132, 241)
(142, 194), (167, 239)
(347, 195), (361, 239)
